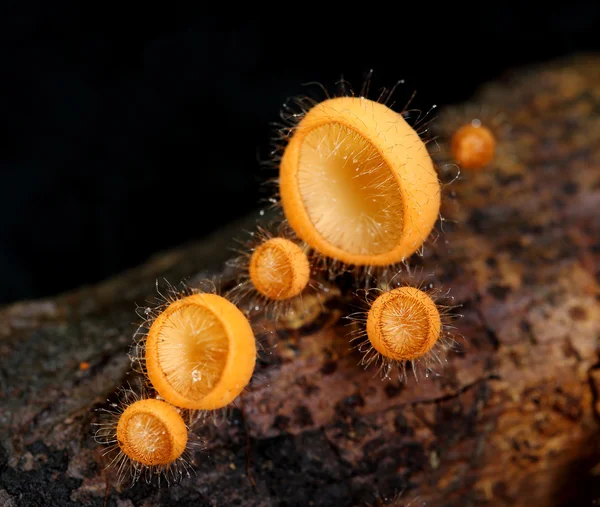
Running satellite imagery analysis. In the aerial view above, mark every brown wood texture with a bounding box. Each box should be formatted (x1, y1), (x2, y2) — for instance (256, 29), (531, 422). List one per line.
(1, 55), (600, 507)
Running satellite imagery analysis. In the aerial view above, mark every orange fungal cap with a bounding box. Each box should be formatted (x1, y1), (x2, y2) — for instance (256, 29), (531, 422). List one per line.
(116, 399), (187, 466)
(280, 96), (440, 266)
(366, 286), (441, 361)
(249, 237), (310, 300)
(145, 293), (256, 410)
(450, 123), (496, 170)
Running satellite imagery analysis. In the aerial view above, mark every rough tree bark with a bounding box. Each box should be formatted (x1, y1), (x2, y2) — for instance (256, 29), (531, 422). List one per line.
(1, 55), (600, 507)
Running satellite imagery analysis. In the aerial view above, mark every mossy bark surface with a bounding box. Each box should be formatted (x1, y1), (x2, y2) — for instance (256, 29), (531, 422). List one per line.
(1, 55), (600, 506)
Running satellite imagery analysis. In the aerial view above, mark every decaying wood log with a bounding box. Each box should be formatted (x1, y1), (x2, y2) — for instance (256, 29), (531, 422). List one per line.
(1, 55), (600, 507)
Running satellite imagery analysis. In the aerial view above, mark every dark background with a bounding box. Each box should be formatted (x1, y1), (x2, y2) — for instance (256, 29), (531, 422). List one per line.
(1, 4), (599, 304)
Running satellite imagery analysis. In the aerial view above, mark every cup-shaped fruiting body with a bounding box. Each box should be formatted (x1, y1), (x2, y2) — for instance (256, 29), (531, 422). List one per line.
(280, 96), (440, 267)
(349, 283), (455, 380)
(145, 293), (256, 410)
(93, 387), (203, 486)
(249, 237), (310, 300)
(117, 399), (188, 466)
(226, 225), (333, 323)
(366, 286), (441, 361)
(451, 123), (496, 170)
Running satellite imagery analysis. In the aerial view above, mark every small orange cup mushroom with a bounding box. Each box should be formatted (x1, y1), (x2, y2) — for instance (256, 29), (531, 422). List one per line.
(249, 237), (310, 300)
(366, 286), (441, 362)
(280, 96), (440, 267)
(116, 399), (188, 466)
(349, 284), (455, 380)
(226, 226), (329, 321)
(145, 293), (256, 410)
(94, 391), (203, 486)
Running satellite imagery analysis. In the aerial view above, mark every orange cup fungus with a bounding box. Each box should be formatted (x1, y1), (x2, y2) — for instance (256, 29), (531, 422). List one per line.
(226, 227), (321, 320)
(366, 286), (441, 362)
(450, 123), (496, 170)
(145, 293), (256, 410)
(116, 399), (188, 466)
(280, 96), (440, 267)
(249, 237), (310, 300)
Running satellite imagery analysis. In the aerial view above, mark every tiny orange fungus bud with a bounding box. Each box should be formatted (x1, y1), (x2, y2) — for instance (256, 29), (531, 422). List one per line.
(366, 286), (441, 361)
(79, 361), (90, 371)
(145, 293), (256, 410)
(279, 96), (440, 266)
(450, 123), (496, 170)
(249, 237), (310, 300)
(116, 399), (187, 466)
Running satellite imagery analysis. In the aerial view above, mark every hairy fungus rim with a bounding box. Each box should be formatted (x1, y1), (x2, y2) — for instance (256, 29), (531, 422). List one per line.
(280, 96), (440, 266)
(145, 293), (256, 410)
(249, 237), (310, 300)
(366, 286), (442, 361)
(116, 399), (188, 466)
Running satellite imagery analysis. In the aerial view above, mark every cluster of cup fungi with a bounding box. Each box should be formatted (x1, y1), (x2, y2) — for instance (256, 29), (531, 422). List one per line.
(94, 79), (498, 486)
